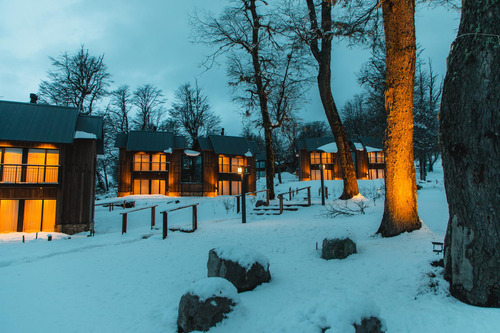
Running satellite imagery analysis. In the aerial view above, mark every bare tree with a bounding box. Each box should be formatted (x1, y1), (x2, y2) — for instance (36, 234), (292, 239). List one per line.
(286, 0), (375, 199)
(193, 0), (310, 199)
(38, 45), (111, 115)
(376, 0), (421, 237)
(413, 59), (441, 181)
(131, 84), (166, 131)
(440, 0), (500, 307)
(108, 85), (132, 134)
(169, 82), (221, 147)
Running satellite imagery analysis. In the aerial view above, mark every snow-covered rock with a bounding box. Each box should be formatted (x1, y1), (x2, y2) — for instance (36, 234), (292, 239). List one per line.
(207, 246), (271, 292)
(177, 277), (238, 333)
(321, 237), (357, 260)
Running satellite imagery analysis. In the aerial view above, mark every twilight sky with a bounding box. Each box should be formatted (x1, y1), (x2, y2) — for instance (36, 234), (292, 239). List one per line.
(0, 0), (460, 136)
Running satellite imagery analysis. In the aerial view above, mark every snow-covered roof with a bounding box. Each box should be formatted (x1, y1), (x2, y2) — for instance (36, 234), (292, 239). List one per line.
(317, 142), (338, 153)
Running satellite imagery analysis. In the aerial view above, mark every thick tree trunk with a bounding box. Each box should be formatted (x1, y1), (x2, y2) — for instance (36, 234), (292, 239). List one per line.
(309, 0), (359, 200)
(377, 0), (420, 237)
(440, 0), (500, 307)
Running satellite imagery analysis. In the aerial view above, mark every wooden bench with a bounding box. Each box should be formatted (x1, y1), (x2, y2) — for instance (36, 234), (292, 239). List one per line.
(96, 200), (135, 212)
(160, 203), (199, 239)
(432, 241), (444, 254)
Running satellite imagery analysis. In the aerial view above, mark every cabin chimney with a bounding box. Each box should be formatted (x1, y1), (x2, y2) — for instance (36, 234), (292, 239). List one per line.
(221, 128), (225, 136)
(30, 93), (38, 104)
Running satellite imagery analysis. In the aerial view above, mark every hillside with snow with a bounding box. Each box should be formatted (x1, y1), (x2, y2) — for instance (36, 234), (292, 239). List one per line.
(1, 165), (499, 332)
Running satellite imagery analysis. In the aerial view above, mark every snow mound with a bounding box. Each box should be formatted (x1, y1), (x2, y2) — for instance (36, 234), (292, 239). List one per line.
(186, 277), (239, 302)
(214, 246), (269, 271)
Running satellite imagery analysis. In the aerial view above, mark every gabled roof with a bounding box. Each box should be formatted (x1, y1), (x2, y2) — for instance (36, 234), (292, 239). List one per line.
(76, 115), (104, 154)
(0, 101), (79, 143)
(298, 137), (336, 152)
(197, 135), (260, 156)
(0, 101), (103, 148)
(115, 131), (186, 152)
(358, 136), (383, 150)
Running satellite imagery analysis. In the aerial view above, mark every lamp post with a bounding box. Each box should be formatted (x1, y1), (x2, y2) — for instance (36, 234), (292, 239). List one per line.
(320, 153), (325, 206)
(238, 166), (248, 224)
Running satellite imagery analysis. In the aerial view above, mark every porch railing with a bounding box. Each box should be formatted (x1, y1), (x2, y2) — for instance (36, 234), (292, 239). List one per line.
(0, 164), (59, 184)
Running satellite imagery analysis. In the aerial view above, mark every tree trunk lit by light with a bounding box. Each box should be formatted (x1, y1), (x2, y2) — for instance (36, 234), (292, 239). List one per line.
(377, 0), (421, 237)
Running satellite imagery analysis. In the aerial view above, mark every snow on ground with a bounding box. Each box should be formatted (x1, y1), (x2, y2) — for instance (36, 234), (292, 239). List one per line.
(1, 163), (499, 332)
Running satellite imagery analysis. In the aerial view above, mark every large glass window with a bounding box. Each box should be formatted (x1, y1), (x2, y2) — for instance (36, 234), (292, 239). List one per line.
(369, 169), (385, 180)
(368, 151), (384, 164)
(218, 155), (244, 173)
(182, 155), (202, 183)
(218, 180), (241, 195)
(133, 153), (167, 171)
(133, 179), (167, 195)
(310, 152), (334, 180)
(0, 148), (58, 183)
(1, 148), (22, 183)
(0, 199), (56, 233)
(0, 200), (19, 233)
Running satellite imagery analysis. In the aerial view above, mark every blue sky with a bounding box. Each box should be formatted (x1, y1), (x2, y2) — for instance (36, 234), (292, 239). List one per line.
(0, 0), (460, 135)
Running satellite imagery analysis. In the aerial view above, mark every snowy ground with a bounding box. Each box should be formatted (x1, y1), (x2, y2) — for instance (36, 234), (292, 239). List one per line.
(1, 165), (499, 332)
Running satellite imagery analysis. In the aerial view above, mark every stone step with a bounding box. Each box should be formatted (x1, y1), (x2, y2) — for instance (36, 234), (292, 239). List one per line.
(253, 207), (299, 211)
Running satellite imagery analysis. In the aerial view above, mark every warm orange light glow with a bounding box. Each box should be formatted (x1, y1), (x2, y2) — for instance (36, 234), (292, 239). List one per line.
(0, 200), (19, 233)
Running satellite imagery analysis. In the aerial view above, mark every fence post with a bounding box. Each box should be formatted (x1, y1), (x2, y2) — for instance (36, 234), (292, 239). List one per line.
(279, 195), (283, 214)
(266, 190), (269, 206)
(307, 187), (311, 207)
(162, 212), (168, 239)
(289, 187), (292, 201)
(192, 205), (198, 231)
(325, 187), (328, 199)
(122, 213), (127, 234)
(151, 206), (156, 229)
(236, 196), (240, 214)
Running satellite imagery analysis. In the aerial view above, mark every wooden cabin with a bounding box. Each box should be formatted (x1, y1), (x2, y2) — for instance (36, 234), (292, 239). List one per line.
(115, 132), (259, 197)
(0, 100), (103, 234)
(296, 136), (384, 181)
(196, 135), (259, 196)
(115, 131), (186, 197)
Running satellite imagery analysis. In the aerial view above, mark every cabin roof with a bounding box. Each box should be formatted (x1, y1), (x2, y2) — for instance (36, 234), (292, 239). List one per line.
(115, 131), (186, 152)
(0, 101), (103, 147)
(197, 135), (260, 156)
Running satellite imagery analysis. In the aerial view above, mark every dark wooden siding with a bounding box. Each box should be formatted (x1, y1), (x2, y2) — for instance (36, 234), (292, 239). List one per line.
(57, 139), (97, 233)
(117, 148), (133, 196)
(247, 155), (257, 193)
(202, 151), (217, 196)
(168, 149), (182, 196)
(299, 150), (310, 181)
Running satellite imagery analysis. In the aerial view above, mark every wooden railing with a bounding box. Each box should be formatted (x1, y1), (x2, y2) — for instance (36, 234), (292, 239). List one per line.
(277, 186), (311, 214)
(160, 203), (199, 239)
(120, 205), (158, 234)
(0, 164), (59, 184)
(235, 189), (269, 213)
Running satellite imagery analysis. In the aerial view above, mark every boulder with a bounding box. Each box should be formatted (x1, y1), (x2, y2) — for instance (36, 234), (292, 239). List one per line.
(255, 200), (267, 207)
(353, 317), (385, 333)
(177, 277), (238, 333)
(207, 247), (271, 292)
(321, 237), (357, 260)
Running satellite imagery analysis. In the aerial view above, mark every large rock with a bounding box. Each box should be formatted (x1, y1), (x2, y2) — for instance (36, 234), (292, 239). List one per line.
(207, 246), (271, 292)
(353, 317), (385, 333)
(177, 277), (239, 333)
(321, 237), (357, 260)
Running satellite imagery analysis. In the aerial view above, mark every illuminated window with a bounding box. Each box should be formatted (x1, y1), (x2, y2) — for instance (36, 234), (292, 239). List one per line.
(369, 169), (385, 179)
(133, 179), (166, 195)
(218, 180), (241, 195)
(134, 153), (167, 171)
(23, 200), (56, 232)
(0, 200), (19, 233)
(368, 152), (384, 164)
(218, 155), (244, 173)
(1, 148), (22, 183)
